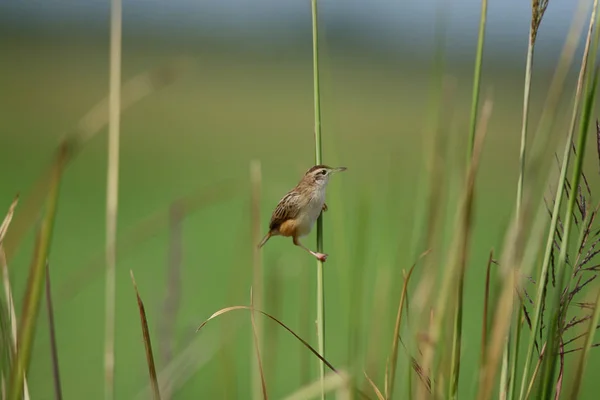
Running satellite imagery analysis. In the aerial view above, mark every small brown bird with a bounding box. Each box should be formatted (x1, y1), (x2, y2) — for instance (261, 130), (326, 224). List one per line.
(258, 164), (347, 262)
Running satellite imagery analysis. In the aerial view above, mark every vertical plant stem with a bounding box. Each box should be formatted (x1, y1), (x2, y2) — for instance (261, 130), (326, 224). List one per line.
(450, 1), (488, 398)
(45, 260), (63, 400)
(311, 1), (325, 399)
(251, 160), (264, 400)
(466, 0), (489, 160)
(104, 1), (122, 399)
(540, 66), (598, 400)
(518, 2), (598, 398)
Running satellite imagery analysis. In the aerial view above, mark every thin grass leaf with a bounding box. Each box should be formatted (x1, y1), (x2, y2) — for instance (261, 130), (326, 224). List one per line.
(198, 306), (337, 374)
(480, 250), (494, 369)
(282, 371), (351, 400)
(45, 260), (62, 400)
(569, 285), (600, 398)
(541, 66), (599, 400)
(364, 371), (385, 400)
(130, 271), (161, 400)
(518, 1), (599, 396)
(386, 249), (429, 400)
(7, 142), (68, 400)
(0, 196), (19, 246)
(0, 196), (30, 400)
(466, 0), (489, 160)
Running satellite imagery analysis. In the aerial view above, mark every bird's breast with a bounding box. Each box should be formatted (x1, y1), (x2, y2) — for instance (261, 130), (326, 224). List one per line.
(295, 190), (325, 237)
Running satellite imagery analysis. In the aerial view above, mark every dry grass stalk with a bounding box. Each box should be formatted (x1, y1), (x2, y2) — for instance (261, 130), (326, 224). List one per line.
(103, 1), (122, 398)
(0, 197), (30, 400)
(250, 160), (265, 400)
(282, 370), (351, 400)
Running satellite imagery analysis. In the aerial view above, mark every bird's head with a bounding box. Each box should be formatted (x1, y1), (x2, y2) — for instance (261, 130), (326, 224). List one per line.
(303, 164), (347, 188)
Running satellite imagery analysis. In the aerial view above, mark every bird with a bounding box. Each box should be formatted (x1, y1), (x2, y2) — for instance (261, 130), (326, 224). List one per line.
(258, 164), (347, 262)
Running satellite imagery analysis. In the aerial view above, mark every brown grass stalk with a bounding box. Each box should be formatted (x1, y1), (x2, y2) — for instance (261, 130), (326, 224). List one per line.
(130, 271), (161, 400)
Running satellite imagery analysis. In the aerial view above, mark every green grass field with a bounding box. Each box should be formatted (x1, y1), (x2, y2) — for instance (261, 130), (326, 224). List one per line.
(2, 22), (600, 399)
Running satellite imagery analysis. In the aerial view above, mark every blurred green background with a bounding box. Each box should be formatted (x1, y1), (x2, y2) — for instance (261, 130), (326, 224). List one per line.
(2, 1), (600, 399)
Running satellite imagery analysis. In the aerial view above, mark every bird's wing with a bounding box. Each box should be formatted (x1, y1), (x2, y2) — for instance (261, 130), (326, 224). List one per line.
(269, 190), (302, 231)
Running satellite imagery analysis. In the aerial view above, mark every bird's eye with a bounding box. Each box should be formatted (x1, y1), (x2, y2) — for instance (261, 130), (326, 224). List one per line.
(321, 170), (327, 175)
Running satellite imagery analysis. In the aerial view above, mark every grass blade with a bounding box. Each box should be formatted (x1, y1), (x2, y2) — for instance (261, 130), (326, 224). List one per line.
(0, 196), (31, 400)
(466, 0), (488, 160)
(451, 0), (489, 394)
(130, 271), (161, 400)
(7, 142), (68, 400)
(518, 2), (599, 397)
(45, 260), (62, 400)
(569, 285), (600, 398)
(386, 250), (429, 399)
(364, 371), (385, 400)
(540, 67), (599, 400)
(197, 305), (337, 374)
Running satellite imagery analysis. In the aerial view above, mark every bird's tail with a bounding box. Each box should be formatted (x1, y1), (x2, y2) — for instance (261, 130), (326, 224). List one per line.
(257, 231), (272, 249)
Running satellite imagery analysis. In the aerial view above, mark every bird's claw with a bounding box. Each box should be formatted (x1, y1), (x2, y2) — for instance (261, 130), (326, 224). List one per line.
(322, 203), (328, 212)
(316, 253), (328, 262)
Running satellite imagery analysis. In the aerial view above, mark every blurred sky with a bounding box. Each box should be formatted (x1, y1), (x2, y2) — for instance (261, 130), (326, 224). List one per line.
(0, 0), (583, 61)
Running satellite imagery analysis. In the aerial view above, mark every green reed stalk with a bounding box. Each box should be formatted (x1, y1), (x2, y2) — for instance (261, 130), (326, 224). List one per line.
(311, 1), (325, 399)
(540, 67), (598, 399)
(466, 0), (488, 159)
(518, 2), (598, 398)
(506, 3), (549, 399)
(450, 0), (488, 398)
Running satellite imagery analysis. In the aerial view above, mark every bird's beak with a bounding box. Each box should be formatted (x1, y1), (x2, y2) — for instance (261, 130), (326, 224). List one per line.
(332, 167), (347, 173)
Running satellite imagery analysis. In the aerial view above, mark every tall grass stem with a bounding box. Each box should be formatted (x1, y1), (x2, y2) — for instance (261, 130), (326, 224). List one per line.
(104, 1), (122, 399)
(450, 0), (488, 397)
(518, 2), (598, 397)
(311, 0), (326, 398)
